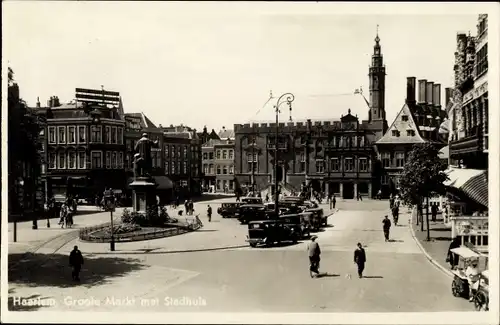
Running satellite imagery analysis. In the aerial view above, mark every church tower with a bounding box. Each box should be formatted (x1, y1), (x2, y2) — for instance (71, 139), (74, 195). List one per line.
(369, 27), (386, 123)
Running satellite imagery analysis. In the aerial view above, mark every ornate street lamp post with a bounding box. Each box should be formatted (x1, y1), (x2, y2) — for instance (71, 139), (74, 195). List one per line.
(272, 93), (295, 218)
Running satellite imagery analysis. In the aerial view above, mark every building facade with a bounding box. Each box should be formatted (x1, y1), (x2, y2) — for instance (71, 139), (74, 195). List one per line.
(234, 33), (388, 198)
(201, 127), (236, 193)
(124, 117), (203, 202)
(375, 77), (448, 196)
(39, 89), (127, 201)
(449, 14), (488, 170)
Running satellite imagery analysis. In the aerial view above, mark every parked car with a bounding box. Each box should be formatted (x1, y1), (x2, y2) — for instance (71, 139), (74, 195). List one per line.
(242, 197), (264, 205)
(304, 207), (326, 230)
(246, 219), (300, 247)
(279, 213), (311, 239)
(237, 204), (267, 224)
(217, 202), (243, 218)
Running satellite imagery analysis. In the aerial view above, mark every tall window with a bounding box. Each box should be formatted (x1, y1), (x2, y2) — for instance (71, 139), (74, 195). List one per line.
(344, 158), (354, 172)
(171, 162), (176, 175)
(105, 126), (111, 143)
(396, 152), (405, 167)
(48, 152), (56, 169)
(184, 146), (188, 159)
(177, 161), (181, 174)
(178, 146), (182, 158)
(165, 161), (170, 174)
(58, 151), (66, 169)
(476, 44), (488, 76)
(68, 126), (76, 144)
(229, 165), (234, 174)
(229, 180), (234, 190)
(209, 164), (214, 174)
(118, 152), (123, 168)
(78, 151), (86, 169)
(299, 153), (306, 173)
(111, 127), (117, 144)
(203, 152), (208, 160)
(91, 151), (102, 169)
(217, 165), (221, 174)
(48, 127), (56, 144)
(106, 152), (111, 169)
(171, 145), (176, 158)
(359, 158), (368, 172)
(381, 175), (389, 185)
(216, 150), (221, 159)
(381, 152), (391, 168)
(229, 150), (234, 159)
(217, 180), (221, 190)
(247, 153), (257, 173)
(316, 160), (325, 173)
(330, 158), (339, 171)
(223, 150), (227, 159)
(165, 144), (170, 158)
(78, 126), (86, 143)
(91, 126), (102, 143)
(117, 128), (123, 145)
(223, 166), (228, 175)
(57, 126), (66, 144)
(68, 151), (76, 169)
(209, 152), (214, 159)
(183, 163), (187, 174)
(112, 152), (117, 168)
(203, 164), (208, 174)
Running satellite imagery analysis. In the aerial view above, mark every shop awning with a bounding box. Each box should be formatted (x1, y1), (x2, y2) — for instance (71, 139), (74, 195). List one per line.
(153, 176), (174, 190)
(126, 176), (174, 190)
(462, 171), (488, 207)
(444, 167), (488, 207)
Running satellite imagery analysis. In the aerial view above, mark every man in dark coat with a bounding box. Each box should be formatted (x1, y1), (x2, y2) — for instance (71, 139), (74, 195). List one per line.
(207, 205), (212, 222)
(447, 236), (461, 270)
(69, 245), (84, 281)
(307, 236), (321, 277)
(354, 242), (367, 278)
(382, 215), (391, 242)
(330, 194), (336, 210)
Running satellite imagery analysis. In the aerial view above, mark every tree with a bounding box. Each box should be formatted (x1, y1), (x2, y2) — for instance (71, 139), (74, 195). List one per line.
(398, 143), (449, 241)
(8, 67), (43, 224)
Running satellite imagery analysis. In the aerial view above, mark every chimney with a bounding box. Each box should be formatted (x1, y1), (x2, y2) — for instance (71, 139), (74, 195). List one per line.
(418, 79), (427, 103)
(433, 84), (441, 108)
(426, 81), (434, 105)
(36, 97), (41, 108)
(406, 77), (416, 104)
(445, 88), (453, 107)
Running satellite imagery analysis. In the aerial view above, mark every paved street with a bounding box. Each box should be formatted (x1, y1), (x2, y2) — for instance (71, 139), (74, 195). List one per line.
(8, 199), (472, 312)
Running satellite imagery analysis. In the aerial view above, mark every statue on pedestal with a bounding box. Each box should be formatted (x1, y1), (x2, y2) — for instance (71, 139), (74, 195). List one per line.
(133, 133), (159, 179)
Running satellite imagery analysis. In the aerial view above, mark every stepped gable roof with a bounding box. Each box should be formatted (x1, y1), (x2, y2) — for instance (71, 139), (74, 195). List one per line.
(125, 112), (157, 129)
(218, 128), (235, 140)
(243, 92), (371, 125)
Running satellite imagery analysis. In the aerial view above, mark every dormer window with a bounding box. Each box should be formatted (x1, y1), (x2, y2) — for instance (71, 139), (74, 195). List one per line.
(392, 130), (400, 137)
(407, 130), (415, 137)
(402, 115), (409, 122)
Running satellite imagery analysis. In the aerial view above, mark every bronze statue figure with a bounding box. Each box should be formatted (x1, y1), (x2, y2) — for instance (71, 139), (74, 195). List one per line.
(134, 133), (159, 178)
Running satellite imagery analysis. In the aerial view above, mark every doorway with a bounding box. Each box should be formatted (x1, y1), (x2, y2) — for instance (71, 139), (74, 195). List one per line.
(343, 182), (354, 199)
(275, 165), (284, 183)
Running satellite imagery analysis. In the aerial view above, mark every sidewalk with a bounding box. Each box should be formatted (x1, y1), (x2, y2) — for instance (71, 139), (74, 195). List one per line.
(409, 210), (453, 278)
(7, 208), (126, 261)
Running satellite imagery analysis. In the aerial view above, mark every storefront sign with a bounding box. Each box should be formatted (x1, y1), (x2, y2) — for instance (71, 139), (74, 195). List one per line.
(450, 216), (489, 237)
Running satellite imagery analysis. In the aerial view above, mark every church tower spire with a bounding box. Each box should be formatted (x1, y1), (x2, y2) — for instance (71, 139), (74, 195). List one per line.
(369, 25), (386, 123)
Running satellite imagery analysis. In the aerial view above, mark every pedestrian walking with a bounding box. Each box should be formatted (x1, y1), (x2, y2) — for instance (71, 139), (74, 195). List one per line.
(431, 204), (438, 222)
(382, 215), (391, 242)
(69, 245), (84, 281)
(354, 242), (367, 278)
(207, 205), (212, 222)
(357, 191), (363, 201)
(330, 194), (336, 210)
(389, 194), (394, 209)
(59, 203), (68, 228)
(392, 205), (399, 226)
(307, 235), (321, 278)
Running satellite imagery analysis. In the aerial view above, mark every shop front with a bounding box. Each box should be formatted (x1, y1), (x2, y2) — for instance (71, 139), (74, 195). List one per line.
(450, 215), (489, 253)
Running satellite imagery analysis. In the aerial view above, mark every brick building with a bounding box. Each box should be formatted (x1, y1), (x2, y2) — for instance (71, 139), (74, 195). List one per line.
(375, 77), (448, 196)
(39, 88), (127, 201)
(124, 117), (203, 203)
(234, 32), (388, 198)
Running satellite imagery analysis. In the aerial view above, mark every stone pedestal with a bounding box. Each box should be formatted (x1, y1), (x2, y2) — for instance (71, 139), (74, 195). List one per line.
(129, 177), (158, 214)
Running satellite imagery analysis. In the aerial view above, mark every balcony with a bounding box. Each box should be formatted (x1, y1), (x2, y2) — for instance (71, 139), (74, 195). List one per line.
(450, 126), (482, 155)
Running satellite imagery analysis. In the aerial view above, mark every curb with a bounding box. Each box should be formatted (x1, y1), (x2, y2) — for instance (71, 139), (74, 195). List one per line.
(75, 244), (249, 255)
(408, 208), (454, 279)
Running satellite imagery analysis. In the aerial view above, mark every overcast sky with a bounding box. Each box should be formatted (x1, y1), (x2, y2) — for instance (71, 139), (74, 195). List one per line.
(3, 2), (489, 132)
